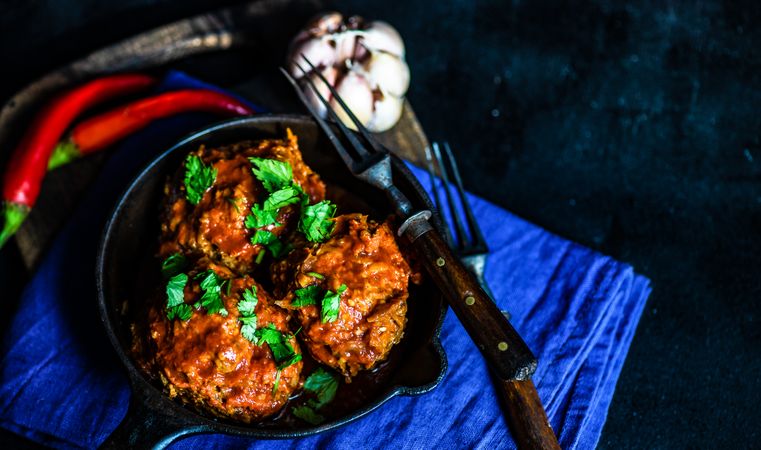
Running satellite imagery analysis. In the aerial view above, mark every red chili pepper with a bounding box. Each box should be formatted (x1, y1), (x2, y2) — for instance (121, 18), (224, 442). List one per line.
(49, 89), (255, 170)
(0, 74), (156, 247)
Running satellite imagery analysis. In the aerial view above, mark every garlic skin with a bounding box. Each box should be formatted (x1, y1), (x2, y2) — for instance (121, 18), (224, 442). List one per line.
(367, 94), (404, 133)
(360, 21), (405, 57)
(287, 13), (410, 133)
(304, 66), (339, 117)
(289, 38), (335, 77)
(331, 72), (374, 131)
(364, 52), (410, 98)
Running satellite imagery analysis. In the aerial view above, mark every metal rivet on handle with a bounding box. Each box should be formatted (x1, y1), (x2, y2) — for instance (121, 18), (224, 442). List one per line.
(436, 257), (445, 267)
(498, 341), (509, 351)
(465, 296), (475, 306)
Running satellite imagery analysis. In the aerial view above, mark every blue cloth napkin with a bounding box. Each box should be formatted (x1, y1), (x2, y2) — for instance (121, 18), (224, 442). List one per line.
(0, 71), (650, 449)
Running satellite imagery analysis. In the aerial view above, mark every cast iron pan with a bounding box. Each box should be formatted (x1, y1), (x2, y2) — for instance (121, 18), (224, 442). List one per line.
(96, 115), (448, 449)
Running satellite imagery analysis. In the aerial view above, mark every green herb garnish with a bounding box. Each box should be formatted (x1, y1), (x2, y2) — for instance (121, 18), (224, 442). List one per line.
(263, 186), (302, 210)
(247, 156), (336, 246)
(161, 253), (187, 279)
(249, 157), (293, 193)
(292, 405), (326, 425)
(245, 203), (279, 229)
(299, 200), (336, 243)
(238, 286), (259, 343)
(303, 367), (339, 406)
(165, 273), (192, 321)
(195, 270), (228, 316)
(306, 272), (325, 280)
(251, 229), (286, 258)
(184, 154), (217, 205)
(292, 367), (340, 424)
(321, 284), (346, 323)
(292, 285), (322, 307)
(254, 324), (302, 369)
(273, 369), (282, 394)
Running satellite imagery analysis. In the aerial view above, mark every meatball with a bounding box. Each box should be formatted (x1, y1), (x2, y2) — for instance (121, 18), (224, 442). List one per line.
(160, 130), (326, 272)
(146, 260), (302, 422)
(274, 214), (416, 378)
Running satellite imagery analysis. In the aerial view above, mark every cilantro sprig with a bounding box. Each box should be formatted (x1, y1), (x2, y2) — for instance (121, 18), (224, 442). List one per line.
(299, 200), (336, 243)
(254, 324), (302, 370)
(321, 284), (347, 323)
(291, 283), (347, 323)
(238, 286), (259, 343)
(194, 270), (228, 316)
(165, 273), (192, 321)
(245, 156), (337, 260)
(184, 154), (217, 205)
(292, 285), (321, 307)
(292, 367), (340, 425)
(161, 253), (187, 279)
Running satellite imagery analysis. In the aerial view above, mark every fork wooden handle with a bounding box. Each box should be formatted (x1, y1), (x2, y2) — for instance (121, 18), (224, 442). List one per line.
(408, 227), (560, 448)
(497, 379), (561, 449)
(409, 227), (537, 380)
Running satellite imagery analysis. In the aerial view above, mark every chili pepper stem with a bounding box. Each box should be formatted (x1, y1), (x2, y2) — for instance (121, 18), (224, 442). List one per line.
(0, 202), (29, 248)
(48, 140), (82, 171)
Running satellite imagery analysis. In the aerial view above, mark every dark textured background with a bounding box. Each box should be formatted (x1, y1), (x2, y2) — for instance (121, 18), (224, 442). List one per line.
(1, 0), (760, 448)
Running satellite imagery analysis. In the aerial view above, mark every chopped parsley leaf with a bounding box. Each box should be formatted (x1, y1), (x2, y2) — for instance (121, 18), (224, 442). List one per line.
(292, 367), (340, 424)
(238, 286), (259, 343)
(303, 367), (339, 407)
(167, 303), (193, 321)
(161, 253), (187, 279)
(239, 315), (258, 343)
(263, 186), (302, 211)
(166, 273), (187, 308)
(273, 369), (282, 394)
(293, 405), (325, 425)
(306, 271), (325, 280)
(249, 157), (293, 193)
(299, 200), (336, 243)
(251, 229), (287, 258)
(195, 270), (228, 316)
(165, 273), (191, 321)
(321, 284), (346, 323)
(238, 286), (258, 316)
(245, 204), (279, 229)
(184, 154), (217, 205)
(292, 285), (322, 307)
(254, 324), (302, 369)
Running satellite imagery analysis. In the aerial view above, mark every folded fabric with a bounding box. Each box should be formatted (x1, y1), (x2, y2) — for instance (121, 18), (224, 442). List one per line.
(0, 71), (650, 449)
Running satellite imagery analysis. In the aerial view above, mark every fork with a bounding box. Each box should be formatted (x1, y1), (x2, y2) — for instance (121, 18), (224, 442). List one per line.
(424, 142), (498, 307)
(283, 57), (558, 448)
(425, 142), (560, 449)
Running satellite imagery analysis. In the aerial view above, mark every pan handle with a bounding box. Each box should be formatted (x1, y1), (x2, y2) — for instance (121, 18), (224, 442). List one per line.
(99, 377), (209, 450)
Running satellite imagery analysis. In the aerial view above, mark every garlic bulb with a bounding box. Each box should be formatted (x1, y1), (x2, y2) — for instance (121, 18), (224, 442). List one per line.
(360, 21), (405, 57)
(331, 72), (374, 131)
(364, 52), (410, 97)
(287, 12), (410, 132)
(304, 66), (338, 117)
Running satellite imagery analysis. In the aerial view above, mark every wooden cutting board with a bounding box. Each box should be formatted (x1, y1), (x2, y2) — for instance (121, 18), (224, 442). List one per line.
(1, 0), (430, 269)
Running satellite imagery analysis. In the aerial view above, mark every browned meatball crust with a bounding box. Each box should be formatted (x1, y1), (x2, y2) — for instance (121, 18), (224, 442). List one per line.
(146, 260), (302, 422)
(273, 214), (416, 378)
(160, 130), (325, 272)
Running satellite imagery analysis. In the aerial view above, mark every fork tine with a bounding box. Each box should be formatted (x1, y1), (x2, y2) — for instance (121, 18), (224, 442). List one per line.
(432, 142), (469, 249)
(301, 55), (385, 155)
(280, 67), (358, 170)
(443, 142), (487, 250)
(293, 61), (372, 163)
(424, 146), (453, 245)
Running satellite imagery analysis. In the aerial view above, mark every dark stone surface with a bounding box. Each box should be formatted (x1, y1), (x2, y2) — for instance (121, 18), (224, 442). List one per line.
(1, 0), (760, 448)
